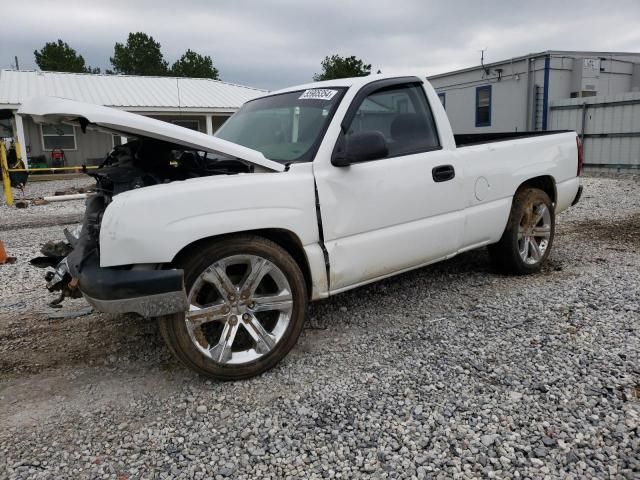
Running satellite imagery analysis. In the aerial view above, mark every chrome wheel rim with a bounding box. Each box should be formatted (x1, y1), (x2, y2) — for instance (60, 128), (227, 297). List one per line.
(518, 202), (552, 265)
(185, 255), (293, 365)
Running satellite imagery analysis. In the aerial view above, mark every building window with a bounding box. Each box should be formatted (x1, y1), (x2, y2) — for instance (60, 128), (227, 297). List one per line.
(172, 119), (200, 131)
(438, 92), (446, 109)
(571, 91), (598, 98)
(41, 124), (76, 151)
(475, 85), (491, 127)
(112, 134), (124, 148)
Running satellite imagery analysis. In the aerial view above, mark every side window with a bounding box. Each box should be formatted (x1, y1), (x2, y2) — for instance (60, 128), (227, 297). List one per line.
(475, 85), (492, 127)
(346, 84), (440, 158)
(438, 92), (446, 109)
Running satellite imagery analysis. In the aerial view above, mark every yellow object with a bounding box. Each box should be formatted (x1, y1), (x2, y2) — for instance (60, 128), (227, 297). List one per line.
(1, 143), (14, 207)
(7, 166), (100, 172)
(6, 142), (99, 173)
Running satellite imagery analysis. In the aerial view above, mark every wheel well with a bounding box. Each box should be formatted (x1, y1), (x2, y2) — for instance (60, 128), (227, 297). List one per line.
(517, 175), (556, 204)
(171, 229), (314, 299)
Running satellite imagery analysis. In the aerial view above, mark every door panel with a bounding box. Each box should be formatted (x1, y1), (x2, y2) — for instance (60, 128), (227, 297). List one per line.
(315, 149), (465, 292)
(314, 82), (467, 292)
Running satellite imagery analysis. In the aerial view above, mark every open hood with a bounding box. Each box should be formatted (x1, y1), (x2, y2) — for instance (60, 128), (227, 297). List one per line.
(18, 96), (285, 172)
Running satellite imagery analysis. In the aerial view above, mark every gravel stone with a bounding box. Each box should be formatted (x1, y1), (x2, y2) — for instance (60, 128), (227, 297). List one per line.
(1, 174), (639, 479)
(566, 451), (579, 464)
(534, 447), (549, 458)
(481, 434), (499, 446)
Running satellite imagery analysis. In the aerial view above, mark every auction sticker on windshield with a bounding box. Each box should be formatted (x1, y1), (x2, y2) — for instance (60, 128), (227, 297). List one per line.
(299, 89), (338, 100)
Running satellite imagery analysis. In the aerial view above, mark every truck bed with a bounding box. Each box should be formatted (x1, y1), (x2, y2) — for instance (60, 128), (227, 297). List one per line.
(455, 130), (573, 148)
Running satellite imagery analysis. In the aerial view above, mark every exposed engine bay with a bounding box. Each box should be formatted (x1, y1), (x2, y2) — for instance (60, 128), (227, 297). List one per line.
(93, 138), (252, 195)
(32, 137), (253, 308)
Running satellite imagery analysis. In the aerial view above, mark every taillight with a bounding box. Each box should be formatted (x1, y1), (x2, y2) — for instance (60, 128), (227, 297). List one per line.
(576, 136), (584, 176)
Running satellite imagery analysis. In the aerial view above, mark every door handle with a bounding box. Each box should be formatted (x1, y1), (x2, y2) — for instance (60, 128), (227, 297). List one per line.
(432, 165), (455, 182)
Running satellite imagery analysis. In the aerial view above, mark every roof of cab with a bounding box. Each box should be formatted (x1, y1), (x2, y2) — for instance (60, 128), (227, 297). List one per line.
(264, 74), (427, 97)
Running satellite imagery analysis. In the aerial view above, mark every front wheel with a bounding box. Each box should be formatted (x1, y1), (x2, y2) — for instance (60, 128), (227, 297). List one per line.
(159, 236), (308, 380)
(488, 188), (555, 274)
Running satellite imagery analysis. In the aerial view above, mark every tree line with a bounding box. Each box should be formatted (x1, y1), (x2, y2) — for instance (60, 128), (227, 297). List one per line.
(32, 32), (372, 81)
(34, 33), (219, 79)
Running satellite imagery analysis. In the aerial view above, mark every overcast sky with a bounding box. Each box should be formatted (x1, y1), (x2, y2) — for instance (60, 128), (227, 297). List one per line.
(3, 0), (640, 90)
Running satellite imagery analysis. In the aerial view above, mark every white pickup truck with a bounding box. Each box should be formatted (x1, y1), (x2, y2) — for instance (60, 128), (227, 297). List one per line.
(20, 74), (583, 380)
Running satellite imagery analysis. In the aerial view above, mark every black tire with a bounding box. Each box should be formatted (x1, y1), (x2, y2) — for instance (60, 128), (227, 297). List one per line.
(159, 235), (308, 380)
(488, 188), (555, 274)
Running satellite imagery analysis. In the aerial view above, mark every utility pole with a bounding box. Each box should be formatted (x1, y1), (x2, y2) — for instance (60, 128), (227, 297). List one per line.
(14, 56), (19, 70)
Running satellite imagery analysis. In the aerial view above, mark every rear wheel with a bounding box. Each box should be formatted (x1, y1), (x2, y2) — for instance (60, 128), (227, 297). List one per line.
(488, 188), (555, 274)
(159, 236), (307, 380)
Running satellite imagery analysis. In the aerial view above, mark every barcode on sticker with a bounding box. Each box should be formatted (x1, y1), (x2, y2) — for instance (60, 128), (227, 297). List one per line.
(299, 89), (338, 100)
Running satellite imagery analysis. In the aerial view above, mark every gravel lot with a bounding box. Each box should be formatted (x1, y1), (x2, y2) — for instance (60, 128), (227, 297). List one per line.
(0, 175), (639, 479)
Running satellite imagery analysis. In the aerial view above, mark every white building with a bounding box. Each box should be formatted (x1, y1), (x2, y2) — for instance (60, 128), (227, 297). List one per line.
(429, 50), (640, 134)
(0, 70), (265, 167)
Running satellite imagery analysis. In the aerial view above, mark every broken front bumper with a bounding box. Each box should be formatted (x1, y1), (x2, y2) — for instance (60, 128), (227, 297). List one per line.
(78, 253), (188, 317)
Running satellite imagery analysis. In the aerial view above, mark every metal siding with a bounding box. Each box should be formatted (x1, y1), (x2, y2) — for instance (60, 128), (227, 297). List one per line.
(429, 57), (541, 134)
(428, 52), (640, 135)
(73, 129), (115, 166)
(542, 56), (550, 130)
(0, 70), (266, 109)
(535, 86), (544, 130)
(549, 92), (640, 167)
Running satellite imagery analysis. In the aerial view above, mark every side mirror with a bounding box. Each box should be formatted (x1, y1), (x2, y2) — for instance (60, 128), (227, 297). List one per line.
(332, 131), (388, 167)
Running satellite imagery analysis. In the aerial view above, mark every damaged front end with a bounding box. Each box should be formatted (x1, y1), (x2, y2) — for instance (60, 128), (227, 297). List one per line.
(29, 139), (234, 316)
(32, 192), (107, 306)
(19, 96), (282, 317)
(32, 226), (86, 308)
(32, 192), (187, 317)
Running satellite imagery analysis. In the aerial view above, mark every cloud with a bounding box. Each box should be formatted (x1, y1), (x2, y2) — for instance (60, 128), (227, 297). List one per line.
(2, 0), (639, 89)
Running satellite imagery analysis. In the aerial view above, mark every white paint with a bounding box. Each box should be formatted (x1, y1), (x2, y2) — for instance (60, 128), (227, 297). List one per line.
(312, 78), (579, 295)
(43, 193), (87, 202)
(12, 113), (28, 169)
(24, 75), (581, 302)
(99, 163), (319, 267)
(205, 115), (213, 136)
(474, 177), (490, 201)
(302, 242), (330, 300)
(314, 147), (466, 291)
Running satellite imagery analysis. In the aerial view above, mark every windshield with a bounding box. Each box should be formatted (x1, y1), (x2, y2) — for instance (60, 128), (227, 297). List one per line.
(215, 88), (346, 163)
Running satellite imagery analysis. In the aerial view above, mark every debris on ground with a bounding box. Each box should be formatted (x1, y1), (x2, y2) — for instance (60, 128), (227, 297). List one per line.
(53, 185), (94, 196)
(0, 240), (16, 264)
(47, 306), (94, 320)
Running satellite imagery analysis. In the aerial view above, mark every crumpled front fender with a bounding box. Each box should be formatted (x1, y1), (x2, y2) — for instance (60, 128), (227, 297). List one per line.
(99, 167), (319, 268)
